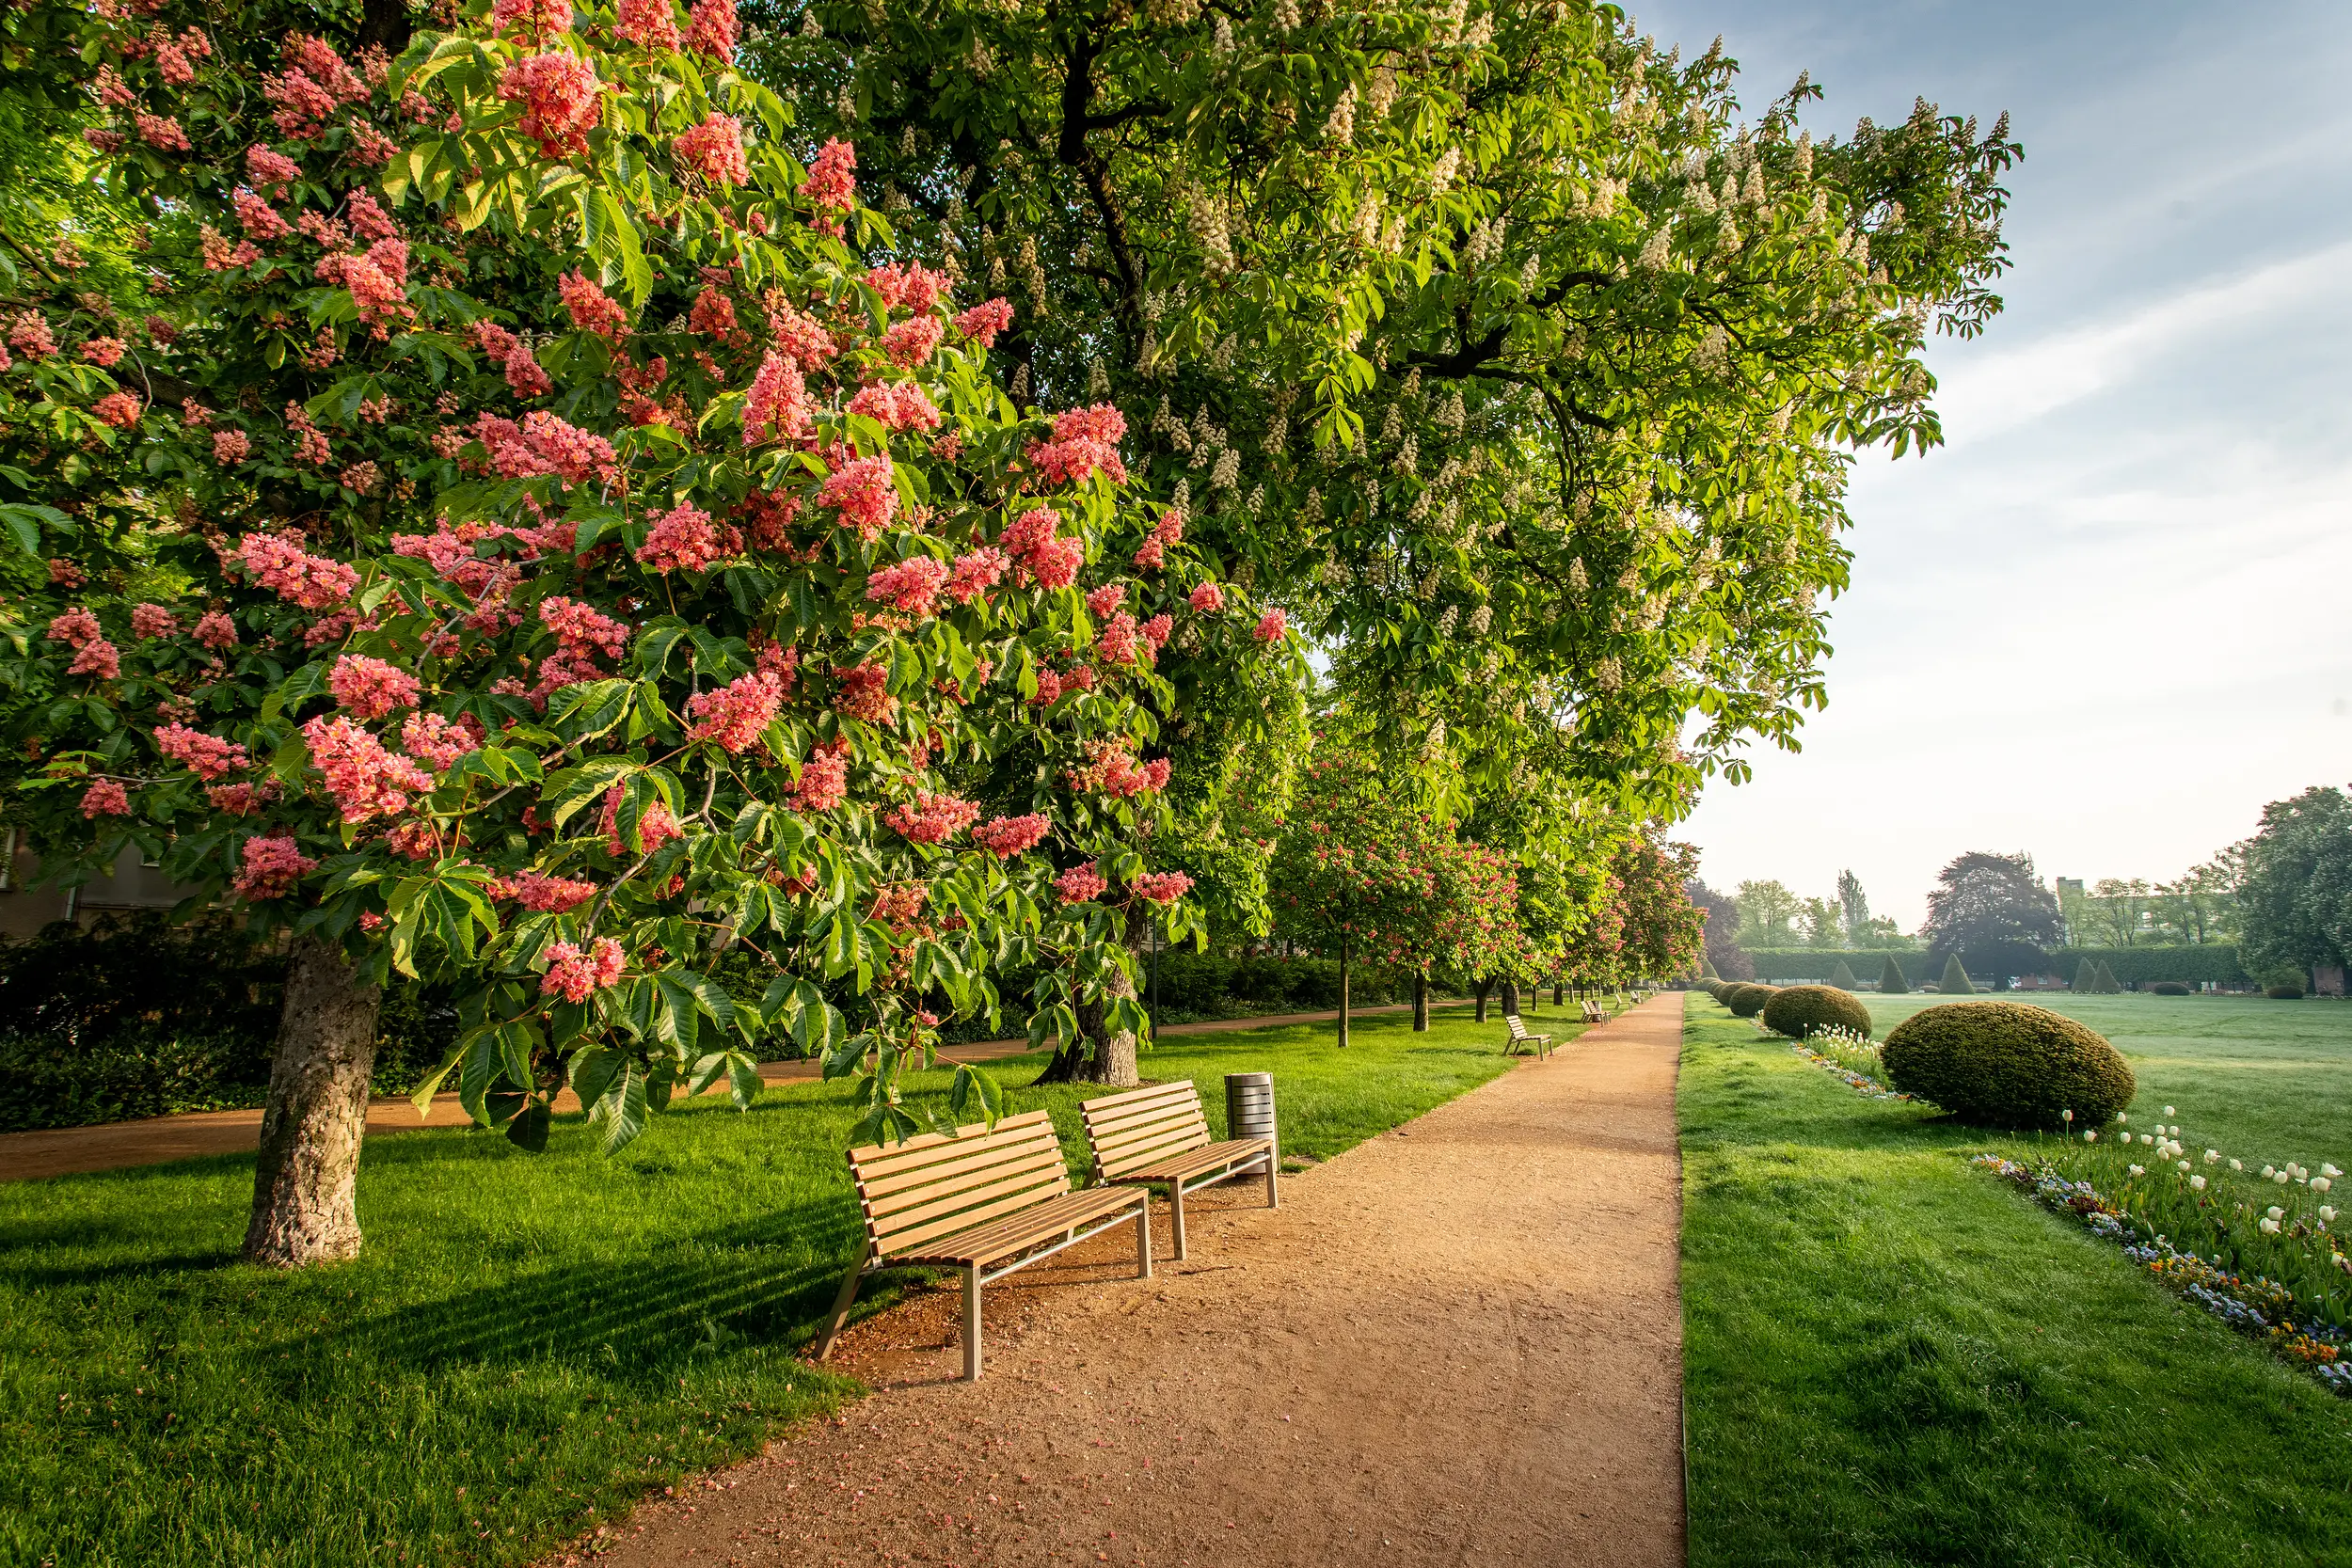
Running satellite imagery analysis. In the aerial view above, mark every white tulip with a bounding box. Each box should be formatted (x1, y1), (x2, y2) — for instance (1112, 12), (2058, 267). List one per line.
(2230, 1159), (2244, 1172)
(2190, 1175), (2207, 1191)
(2129, 1164), (2146, 1177)
(2261, 1217), (2281, 1235)
(2163, 1105), (2176, 1117)
(2117, 1113), (2129, 1124)
(2321, 1206), (2338, 1224)
(2277, 1171), (2293, 1186)
(2084, 1132), (2097, 1143)
(2204, 1149), (2220, 1164)
(2263, 1165), (2277, 1179)
(2324, 1164), (2344, 1179)
(2177, 1161), (2192, 1173)
(2268, 1206), (2286, 1221)
(2313, 1177), (2332, 1194)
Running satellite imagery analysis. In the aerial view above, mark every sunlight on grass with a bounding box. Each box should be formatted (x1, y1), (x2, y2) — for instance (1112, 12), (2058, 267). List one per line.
(0, 1006), (1538, 1568)
(1680, 993), (2352, 1568)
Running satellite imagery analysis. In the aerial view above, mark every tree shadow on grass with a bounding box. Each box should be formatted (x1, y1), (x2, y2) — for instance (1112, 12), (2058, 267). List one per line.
(304, 1207), (897, 1384)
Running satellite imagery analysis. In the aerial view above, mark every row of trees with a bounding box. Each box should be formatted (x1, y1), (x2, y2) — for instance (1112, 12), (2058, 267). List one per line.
(0, 0), (2013, 1264)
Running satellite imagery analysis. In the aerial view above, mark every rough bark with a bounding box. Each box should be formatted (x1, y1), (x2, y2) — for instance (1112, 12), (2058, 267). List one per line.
(1502, 978), (1520, 1017)
(1337, 938), (1351, 1048)
(243, 935), (382, 1268)
(1034, 964), (1140, 1085)
(1553, 979), (1565, 1006)
(1413, 971), (1429, 1032)
(1474, 977), (1493, 1022)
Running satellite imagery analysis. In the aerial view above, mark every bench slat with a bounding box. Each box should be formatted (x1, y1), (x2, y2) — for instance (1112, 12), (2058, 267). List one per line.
(1115, 1137), (1272, 1183)
(1080, 1081), (1199, 1118)
(863, 1151), (1072, 1235)
(1090, 1110), (1209, 1156)
(856, 1134), (1064, 1205)
(1080, 1093), (1201, 1137)
(849, 1109), (1057, 1173)
(893, 1186), (1145, 1267)
(872, 1179), (1089, 1259)
(1097, 1131), (1212, 1180)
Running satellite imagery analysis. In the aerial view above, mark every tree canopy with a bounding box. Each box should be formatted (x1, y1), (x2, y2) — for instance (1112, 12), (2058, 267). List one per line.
(753, 0), (2017, 808)
(1922, 850), (2059, 975)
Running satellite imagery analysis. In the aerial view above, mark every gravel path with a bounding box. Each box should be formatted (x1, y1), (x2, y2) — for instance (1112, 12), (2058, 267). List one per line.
(555, 994), (1687, 1568)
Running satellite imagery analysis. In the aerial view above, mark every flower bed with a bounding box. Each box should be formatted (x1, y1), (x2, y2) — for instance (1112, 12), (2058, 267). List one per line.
(1787, 1024), (1917, 1103)
(1974, 1132), (2351, 1396)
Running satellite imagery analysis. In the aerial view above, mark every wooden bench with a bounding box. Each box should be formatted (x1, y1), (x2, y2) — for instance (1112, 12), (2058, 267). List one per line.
(1581, 999), (1607, 1024)
(1081, 1082), (1276, 1260)
(812, 1108), (1149, 1382)
(1503, 1013), (1554, 1057)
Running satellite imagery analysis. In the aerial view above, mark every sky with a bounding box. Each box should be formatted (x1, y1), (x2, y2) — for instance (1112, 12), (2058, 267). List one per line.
(1643, 0), (2352, 931)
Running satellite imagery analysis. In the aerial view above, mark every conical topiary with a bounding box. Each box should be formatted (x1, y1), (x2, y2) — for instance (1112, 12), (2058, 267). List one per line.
(1828, 959), (1859, 990)
(1940, 953), (1976, 995)
(2095, 960), (2122, 994)
(1879, 956), (1910, 994)
(1702, 956), (1721, 981)
(2074, 958), (2098, 992)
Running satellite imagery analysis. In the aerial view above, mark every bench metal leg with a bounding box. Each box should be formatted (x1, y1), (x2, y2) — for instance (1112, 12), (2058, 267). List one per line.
(1135, 1199), (1153, 1280)
(812, 1240), (870, 1363)
(1265, 1143), (1280, 1210)
(961, 1262), (983, 1382)
(1168, 1180), (1188, 1260)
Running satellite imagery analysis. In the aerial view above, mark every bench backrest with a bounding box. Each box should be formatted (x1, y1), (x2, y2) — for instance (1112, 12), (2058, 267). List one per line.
(845, 1109), (1070, 1259)
(1505, 1014), (1534, 1037)
(1082, 1082), (1212, 1182)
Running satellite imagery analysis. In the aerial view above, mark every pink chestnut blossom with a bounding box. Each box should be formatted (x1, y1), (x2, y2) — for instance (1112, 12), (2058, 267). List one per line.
(1188, 580), (1225, 612)
(973, 814), (1050, 857)
(1054, 862), (1108, 904)
(865, 555), (952, 616)
(541, 937), (627, 1003)
(328, 654), (422, 721)
(685, 669), (787, 752)
(81, 779), (131, 818)
(818, 454), (897, 541)
(232, 834), (317, 900)
(674, 112), (749, 186)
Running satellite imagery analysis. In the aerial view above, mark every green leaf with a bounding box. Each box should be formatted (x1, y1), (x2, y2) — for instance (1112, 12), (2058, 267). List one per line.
(567, 1043), (624, 1111)
(592, 1062), (649, 1154)
(726, 1052), (762, 1110)
(504, 1101), (552, 1152)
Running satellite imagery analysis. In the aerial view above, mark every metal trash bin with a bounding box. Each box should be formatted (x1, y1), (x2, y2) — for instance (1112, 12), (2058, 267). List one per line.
(1225, 1071), (1277, 1178)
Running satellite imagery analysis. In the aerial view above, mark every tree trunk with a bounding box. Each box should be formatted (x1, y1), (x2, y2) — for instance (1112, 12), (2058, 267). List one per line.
(1337, 938), (1350, 1048)
(1502, 977), (1519, 1017)
(243, 935), (382, 1268)
(1412, 971), (1429, 1032)
(1035, 965), (1140, 1086)
(1552, 978), (1565, 1006)
(1474, 977), (1493, 1022)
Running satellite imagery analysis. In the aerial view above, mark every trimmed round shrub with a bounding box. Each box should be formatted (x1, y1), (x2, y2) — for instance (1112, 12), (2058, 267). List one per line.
(2267, 983), (2306, 1000)
(2264, 966), (2306, 1000)
(1724, 983), (1777, 1018)
(1761, 985), (1873, 1040)
(2149, 981), (2191, 997)
(1880, 1002), (2136, 1130)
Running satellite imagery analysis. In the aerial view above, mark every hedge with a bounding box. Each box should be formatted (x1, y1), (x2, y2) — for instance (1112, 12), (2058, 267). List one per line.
(1743, 944), (2250, 988)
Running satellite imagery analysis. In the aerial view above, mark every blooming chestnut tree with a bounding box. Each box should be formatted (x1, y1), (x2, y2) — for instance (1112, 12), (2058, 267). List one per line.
(0, 0), (1278, 1266)
(1267, 737), (1512, 1046)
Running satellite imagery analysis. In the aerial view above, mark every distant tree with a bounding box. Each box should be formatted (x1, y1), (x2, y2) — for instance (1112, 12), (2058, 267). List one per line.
(1735, 879), (1804, 948)
(2233, 786), (2352, 977)
(1878, 955), (1910, 994)
(1924, 851), (2060, 977)
(2159, 857), (2241, 947)
(1800, 895), (1843, 948)
(1686, 879), (1754, 982)
(1610, 832), (1707, 984)
(1939, 953), (1976, 995)
(1837, 870), (1871, 945)
(1827, 959), (1858, 990)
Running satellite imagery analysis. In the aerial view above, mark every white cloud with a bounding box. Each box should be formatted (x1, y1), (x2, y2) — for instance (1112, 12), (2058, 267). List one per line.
(1931, 240), (2352, 443)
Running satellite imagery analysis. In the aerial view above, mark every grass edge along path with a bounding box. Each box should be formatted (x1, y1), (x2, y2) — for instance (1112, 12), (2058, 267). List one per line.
(1678, 994), (2352, 1568)
(0, 1006), (1560, 1568)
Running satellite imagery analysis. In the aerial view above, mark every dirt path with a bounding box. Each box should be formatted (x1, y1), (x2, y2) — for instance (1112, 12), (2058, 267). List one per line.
(0, 999), (1478, 1183)
(556, 993), (1687, 1568)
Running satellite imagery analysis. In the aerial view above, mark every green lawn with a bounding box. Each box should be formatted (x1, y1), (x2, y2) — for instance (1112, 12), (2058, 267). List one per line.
(1859, 990), (2352, 1164)
(1680, 991), (2352, 1568)
(0, 1006), (1542, 1568)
